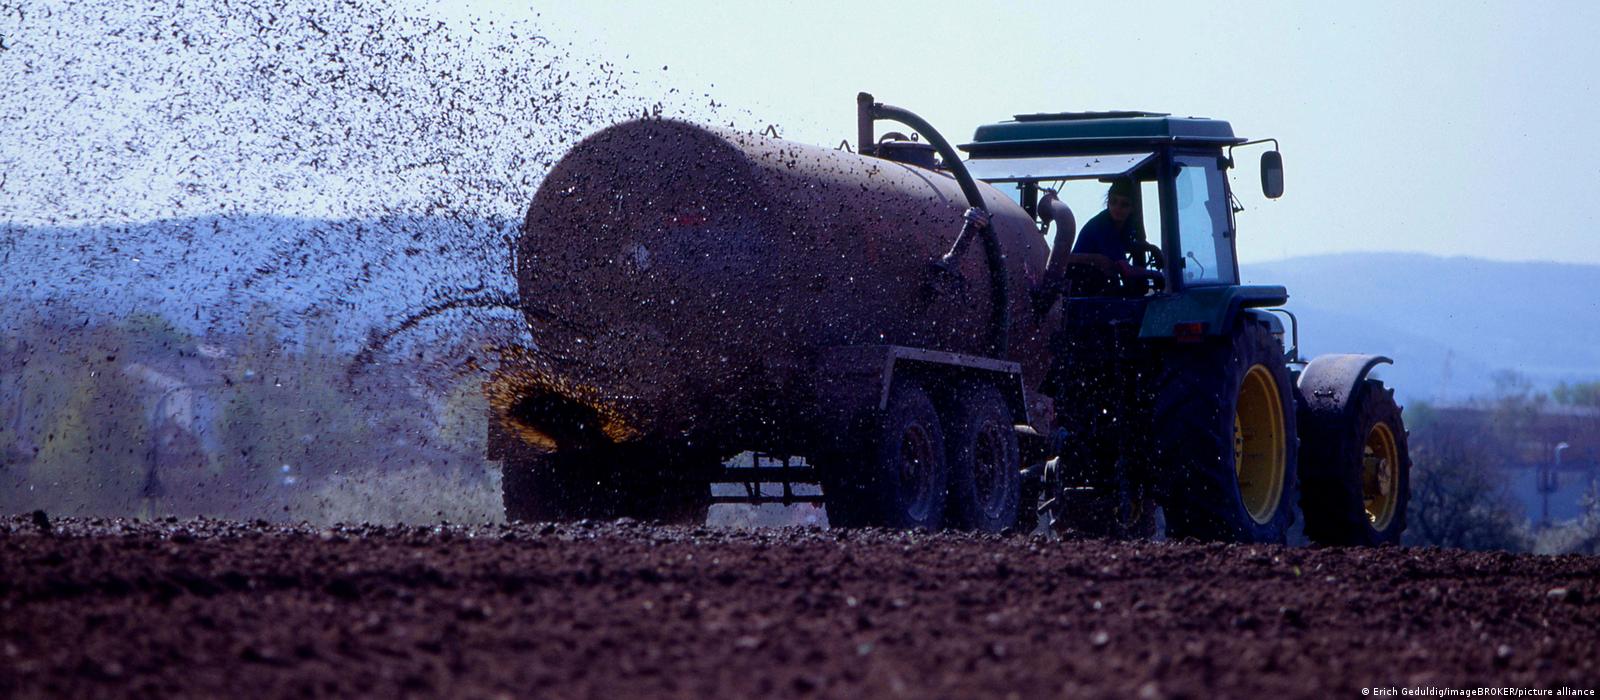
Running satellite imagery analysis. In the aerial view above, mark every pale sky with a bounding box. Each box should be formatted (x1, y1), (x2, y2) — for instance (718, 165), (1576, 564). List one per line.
(414, 0), (1600, 265)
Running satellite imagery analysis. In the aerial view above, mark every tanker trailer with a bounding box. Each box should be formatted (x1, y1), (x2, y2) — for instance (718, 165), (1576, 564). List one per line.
(486, 96), (1061, 531)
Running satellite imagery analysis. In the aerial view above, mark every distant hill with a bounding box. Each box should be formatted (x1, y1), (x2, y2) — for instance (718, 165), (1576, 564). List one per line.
(1245, 253), (1600, 402)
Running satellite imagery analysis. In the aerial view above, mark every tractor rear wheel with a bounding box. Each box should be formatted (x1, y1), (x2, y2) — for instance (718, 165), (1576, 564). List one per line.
(1300, 379), (1411, 545)
(820, 379), (949, 530)
(944, 381), (1022, 533)
(501, 446), (712, 525)
(1153, 319), (1298, 543)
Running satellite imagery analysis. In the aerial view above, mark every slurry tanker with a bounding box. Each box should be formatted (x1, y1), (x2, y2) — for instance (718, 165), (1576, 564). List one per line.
(485, 94), (1411, 545)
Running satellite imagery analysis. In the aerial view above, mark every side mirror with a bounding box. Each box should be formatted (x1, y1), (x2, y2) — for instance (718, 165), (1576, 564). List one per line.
(1260, 150), (1285, 199)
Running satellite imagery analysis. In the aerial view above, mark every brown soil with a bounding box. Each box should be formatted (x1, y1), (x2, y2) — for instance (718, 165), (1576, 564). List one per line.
(3, 515), (1597, 699)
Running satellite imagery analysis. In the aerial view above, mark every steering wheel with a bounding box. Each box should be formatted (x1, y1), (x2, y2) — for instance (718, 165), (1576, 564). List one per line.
(1128, 244), (1166, 293)
(1125, 248), (1166, 294)
(1062, 232), (1167, 296)
(1127, 268), (1165, 294)
(1143, 246), (1167, 272)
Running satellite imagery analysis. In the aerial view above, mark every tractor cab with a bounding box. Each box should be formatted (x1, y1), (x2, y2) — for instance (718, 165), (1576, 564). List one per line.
(846, 93), (1409, 545)
(954, 111), (1305, 540)
(960, 111), (1284, 307)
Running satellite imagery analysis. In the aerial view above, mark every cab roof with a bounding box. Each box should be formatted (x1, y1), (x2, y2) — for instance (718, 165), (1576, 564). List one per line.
(960, 111), (1245, 156)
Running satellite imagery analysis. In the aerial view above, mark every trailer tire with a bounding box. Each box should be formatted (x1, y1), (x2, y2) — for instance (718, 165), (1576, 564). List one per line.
(1300, 379), (1411, 545)
(944, 381), (1022, 533)
(820, 379), (949, 530)
(1153, 319), (1298, 543)
(501, 447), (711, 525)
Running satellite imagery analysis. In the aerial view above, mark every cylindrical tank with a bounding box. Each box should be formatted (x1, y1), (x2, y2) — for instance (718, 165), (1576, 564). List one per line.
(491, 119), (1050, 454)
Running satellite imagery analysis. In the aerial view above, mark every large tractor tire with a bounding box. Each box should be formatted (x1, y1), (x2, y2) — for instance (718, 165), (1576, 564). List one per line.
(501, 446), (712, 525)
(1153, 319), (1299, 543)
(820, 379), (949, 530)
(1299, 379), (1411, 545)
(943, 381), (1022, 533)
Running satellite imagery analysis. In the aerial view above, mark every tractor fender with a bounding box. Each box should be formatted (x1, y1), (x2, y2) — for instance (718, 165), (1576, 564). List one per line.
(1137, 285), (1289, 339)
(1296, 353), (1393, 419)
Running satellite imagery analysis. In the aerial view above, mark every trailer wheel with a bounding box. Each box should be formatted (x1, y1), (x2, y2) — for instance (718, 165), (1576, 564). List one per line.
(944, 381), (1022, 533)
(821, 379), (948, 530)
(1153, 319), (1298, 543)
(501, 447), (711, 525)
(1300, 379), (1411, 545)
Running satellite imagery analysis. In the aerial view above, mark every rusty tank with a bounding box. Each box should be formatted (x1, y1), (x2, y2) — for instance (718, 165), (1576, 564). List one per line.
(489, 118), (1051, 456)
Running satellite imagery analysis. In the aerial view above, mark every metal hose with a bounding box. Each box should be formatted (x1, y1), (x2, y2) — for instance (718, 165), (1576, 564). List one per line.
(860, 94), (1010, 357)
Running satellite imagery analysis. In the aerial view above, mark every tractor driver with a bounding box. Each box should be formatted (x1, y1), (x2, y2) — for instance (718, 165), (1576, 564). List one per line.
(1067, 178), (1165, 294)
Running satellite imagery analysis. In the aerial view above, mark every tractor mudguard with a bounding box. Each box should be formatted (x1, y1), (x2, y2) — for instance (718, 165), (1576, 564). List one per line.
(1296, 354), (1393, 418)
(1137, 285), (1289, 339)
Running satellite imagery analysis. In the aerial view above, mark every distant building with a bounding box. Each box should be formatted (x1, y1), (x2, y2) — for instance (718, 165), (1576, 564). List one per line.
(1426, 403), (1600, 468)
(1423, 402), (1600, 522)
(122, 345), (236, 497)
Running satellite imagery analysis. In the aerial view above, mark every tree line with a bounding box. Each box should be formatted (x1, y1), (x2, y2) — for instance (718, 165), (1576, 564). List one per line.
(1403, 371), (1600, 554)
(1, 306), (495, 521)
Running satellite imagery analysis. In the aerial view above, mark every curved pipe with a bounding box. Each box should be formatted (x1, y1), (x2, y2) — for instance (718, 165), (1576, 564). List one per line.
(1035, 191), (1077, 314)
(347, 291), (526, 379)
(860, 95), (986, 210)
(859, 93), (1009, 356)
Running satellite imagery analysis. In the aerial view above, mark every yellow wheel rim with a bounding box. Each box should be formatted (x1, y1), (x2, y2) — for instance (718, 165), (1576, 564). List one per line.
(1234, 365), (1287, 524)
(1362, 422), (1400, 531)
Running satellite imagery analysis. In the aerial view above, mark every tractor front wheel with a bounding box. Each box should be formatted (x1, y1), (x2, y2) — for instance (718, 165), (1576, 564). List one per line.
(1300, 379), (1412, 545)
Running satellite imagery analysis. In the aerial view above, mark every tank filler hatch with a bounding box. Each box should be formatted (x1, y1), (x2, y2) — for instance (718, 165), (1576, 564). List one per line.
(874, 133), (939, 169)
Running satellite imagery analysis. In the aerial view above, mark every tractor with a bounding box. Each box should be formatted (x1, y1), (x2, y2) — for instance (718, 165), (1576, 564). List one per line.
(938, 98), (1411, 545)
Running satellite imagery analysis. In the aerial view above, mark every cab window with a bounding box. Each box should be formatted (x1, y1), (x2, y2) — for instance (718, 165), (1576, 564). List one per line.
(1172, 155), (1237, 286)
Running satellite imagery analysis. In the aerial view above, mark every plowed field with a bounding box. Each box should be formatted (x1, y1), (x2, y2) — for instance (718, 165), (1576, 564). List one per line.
(3, 515), (1596, 698)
